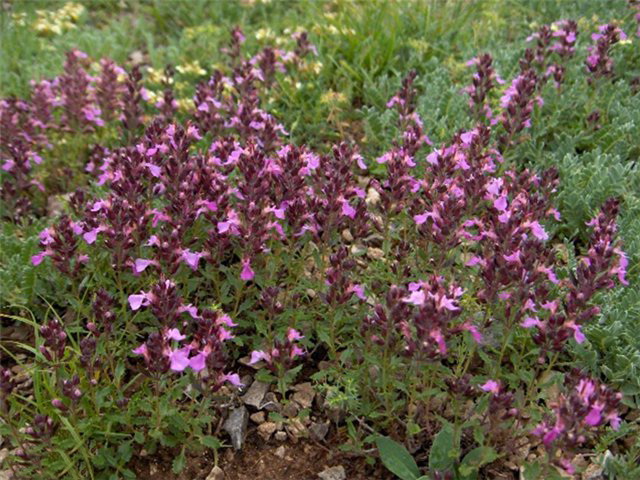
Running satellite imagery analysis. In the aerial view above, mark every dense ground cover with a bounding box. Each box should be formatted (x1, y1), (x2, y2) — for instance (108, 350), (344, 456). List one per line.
(1, 1), (639, 479)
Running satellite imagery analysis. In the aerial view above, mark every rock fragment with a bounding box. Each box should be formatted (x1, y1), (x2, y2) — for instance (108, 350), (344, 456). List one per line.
(292, 382), (315, 409)
(241, 380), (269, 409)
(223, 407), (248, 450)
(257, 421), (277, 442)
(317, 465), (346, 480)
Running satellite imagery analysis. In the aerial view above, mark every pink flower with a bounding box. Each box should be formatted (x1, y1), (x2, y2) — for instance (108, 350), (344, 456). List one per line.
(430, 329), (447, 355)
(83, 227), (101, 244)
(480, 380), (500, 394)
(465, 256), (486, 267)
(436, 294), (459, 312)
(165, 328), (186, 341)
(523, 299), (537, 312)
(303, 152), (320, 171)
(179, 304), (200, 319)
(537, 266), (559, 284)
(287, 328), (304, 342)
(584, 406), (602, 426)
(485, 178), (503, 196)
(348, 284), (366, 300)
(143, 162), (161, 177)
(133, 259), (156, 274)
(189, 352), (207, 372)
(521, 316), (542, 328)
(240, 257), (255, 281)
(541, 300), (559, 313)
(503, 250), (521, 264)
(341, 200), (356, 219)
(249, 350), (269, 365)
(132, 344), (148, 360)
(403, 290), (426, 306)
(218, 328), (234, 341)
(493, 195), (508, 211)
(461, 324), (483, 343)
(612, 248), (629, 286)
(169, 348), (191, 372)
(128, 293), (150, 311)
(181, 250), (204, 270)
(39, 228), (55, 245)
(542, 427), (562, 446)
(1, 159), (15, 172)
(217, 314), (237, 327)
(565, 321), (586, 344)
(222, 373), (243, 387)
(527, 221), (548, 241)
(31, 251), (50, 266)
(290, 345), (305, 359)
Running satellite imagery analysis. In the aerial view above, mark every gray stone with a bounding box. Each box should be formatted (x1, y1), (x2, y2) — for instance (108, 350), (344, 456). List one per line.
(238, 375), (253, 394)
(250, 411), (266, 424)
(282, 401), (299, 418)
(309, 422), (330, 441)
(257, 422), (277, 442)
(317, 465), (346, 480)
(292, 383), (315, 409)
(260, 392), (281, 412)
(223, 407), (249, 450)
(206, 465), (225, 480)
(241, 381), (269, 409)
(285, 419), (307, 443)
(341, 229), (354, 243)
(366, 247), (384, 260)
(365, 187), (380, 206)
(583, 463), (604, 480)
(274, 431), (287, 442)
(274, 445), (286, 459)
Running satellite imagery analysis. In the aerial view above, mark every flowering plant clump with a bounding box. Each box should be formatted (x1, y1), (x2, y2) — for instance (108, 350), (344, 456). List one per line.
(0, 8), (638, 480)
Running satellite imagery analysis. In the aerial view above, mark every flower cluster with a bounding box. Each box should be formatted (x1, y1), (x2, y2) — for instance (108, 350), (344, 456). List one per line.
(249, 328), (305, 372)
(464, 54), (505, 122)
(586, 24), (628, 82)
(533, 370), (622, 474)
(0, 49), (128, 219)
(2, 14), (634, 479)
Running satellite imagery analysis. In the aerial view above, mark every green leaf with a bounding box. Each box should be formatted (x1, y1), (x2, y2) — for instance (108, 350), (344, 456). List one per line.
(201, 435), (222, 449)
(521, 461), (542, 480)
(117, 441), (134, 463)
(428, 422), (459, 473)
(172, 448), (186, 474)
(375, 436), (421, 480)
(134, 431), (145, 444)
(121, 468), (137, 480)
(459, 446), (498, 477)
